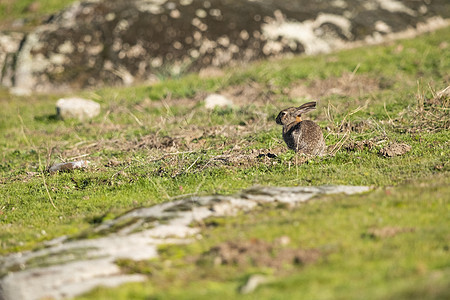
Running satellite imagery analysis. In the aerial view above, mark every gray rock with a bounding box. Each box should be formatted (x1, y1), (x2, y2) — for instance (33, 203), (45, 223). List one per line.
(1, 0), (449, 93)
(0, 32), (24, 88)
(56, 97), (100, 121)
(379, 143), (412, 157)
(204, 93), (233, 109)
(0, 185), (370, 300)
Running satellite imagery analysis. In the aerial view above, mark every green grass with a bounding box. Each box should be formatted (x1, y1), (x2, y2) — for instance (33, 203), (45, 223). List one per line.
(0, 25), (449, 299)
(77, 174), (450, 300)
(0, 0), (77, 30)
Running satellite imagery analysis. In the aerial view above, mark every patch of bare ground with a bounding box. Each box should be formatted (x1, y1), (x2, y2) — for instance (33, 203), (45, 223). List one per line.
(59, 123), (263, 159)
(201, 238), (321, 271)
(364, 227), (415, 239)
(343, 140), (376, 152)
(379, 143), (412, 157)
(396, 85), (450, 133)
(289, 72), (382, 100)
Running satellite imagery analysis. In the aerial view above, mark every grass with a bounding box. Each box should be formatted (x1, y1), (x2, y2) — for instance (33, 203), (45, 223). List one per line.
(77, 174), (450, 300)
(0, 0), (76, 31)
(0, 24), (449, 299)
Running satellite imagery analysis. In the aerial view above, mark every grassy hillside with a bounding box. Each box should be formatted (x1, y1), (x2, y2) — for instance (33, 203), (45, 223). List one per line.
(0, 24), (449, 299)
(0, 0), (76, 31)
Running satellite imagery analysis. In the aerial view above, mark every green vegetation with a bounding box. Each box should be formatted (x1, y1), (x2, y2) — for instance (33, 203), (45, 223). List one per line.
(0, 23), (449, 298)
(0, 0), (76, 31)
(78, 174), (450, 300)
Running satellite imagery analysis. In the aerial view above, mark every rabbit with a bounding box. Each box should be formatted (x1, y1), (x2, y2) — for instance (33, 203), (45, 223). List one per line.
(276, 101), (326, 156)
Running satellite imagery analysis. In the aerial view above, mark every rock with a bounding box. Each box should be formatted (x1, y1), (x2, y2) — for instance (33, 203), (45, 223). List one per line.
(56, 97), (100, 121)
(204, 93), (233, 109)
(0, 32), (24, 88)
(275, 235), (291, 246)
(1, 0), (449, 93)
(48, 160), (90, 173)
(379, 143), (411, 157)
(240, 274), (271, 294)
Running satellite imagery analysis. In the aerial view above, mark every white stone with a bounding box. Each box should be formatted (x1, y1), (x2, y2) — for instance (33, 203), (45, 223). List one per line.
(376, 0), (416, 16)
(240, 274), (271, 294)
(48, 160), (90, 173)
(204, 94), (233, 109)
(56, 97), (100, 121)
(262, 13), (352, 55)
(375, 21), (392, 33)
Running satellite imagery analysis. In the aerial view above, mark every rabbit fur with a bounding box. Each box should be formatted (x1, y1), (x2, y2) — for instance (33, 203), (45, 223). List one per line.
(276, 101), (326, 156)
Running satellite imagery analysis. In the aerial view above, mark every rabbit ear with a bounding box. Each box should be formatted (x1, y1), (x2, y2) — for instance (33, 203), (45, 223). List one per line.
(295, 101), (316, 116)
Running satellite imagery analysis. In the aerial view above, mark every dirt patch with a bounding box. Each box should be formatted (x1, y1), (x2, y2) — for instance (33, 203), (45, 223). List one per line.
(203, 239), (321, 270)
(290, 73), (381, 100)
(364, 227), (415, 239)
(379, 143), (411, 157)
(344, 140), (375, 152)
(339, 120), (374, 133)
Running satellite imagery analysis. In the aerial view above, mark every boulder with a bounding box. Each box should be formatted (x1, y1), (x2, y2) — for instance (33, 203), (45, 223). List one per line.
(56, 97), (100, 121)
(1, 0), (449, 93)
(0, 32), (24, 89)
(204, 93), (233, 109)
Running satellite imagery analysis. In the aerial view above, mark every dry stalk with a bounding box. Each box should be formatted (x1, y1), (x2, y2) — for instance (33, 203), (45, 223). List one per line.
(328, 130), (350, 156)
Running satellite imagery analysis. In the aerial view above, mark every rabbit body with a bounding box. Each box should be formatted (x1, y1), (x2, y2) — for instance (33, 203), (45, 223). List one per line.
(276, 102), (326, 156)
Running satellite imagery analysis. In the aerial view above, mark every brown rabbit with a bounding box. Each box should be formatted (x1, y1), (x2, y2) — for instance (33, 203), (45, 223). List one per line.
(276, 101), (326, 156)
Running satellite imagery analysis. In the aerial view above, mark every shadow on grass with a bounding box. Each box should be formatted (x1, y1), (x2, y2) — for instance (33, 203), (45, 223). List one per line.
(34, 114), (61, 122)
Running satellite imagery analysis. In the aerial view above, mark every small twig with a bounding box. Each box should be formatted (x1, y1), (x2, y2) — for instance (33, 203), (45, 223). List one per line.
(349, 63), (361, 80)
(194, 175), (206, 195)
(41, 164), (57, 210)
(97, 110), (111, 137)
(66, 153), (90, 161)
(338, 105), (364, 131)
(329, 130), (350, 156)
(172, 154), (202, 178)
(148, 177), (170, 199)
(184, 155), (201, 173)
(384, 102), (393, 124)
(126, 108), (144, 126)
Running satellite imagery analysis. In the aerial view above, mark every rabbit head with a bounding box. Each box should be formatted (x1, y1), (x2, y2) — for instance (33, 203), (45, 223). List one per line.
(276, 101), (317, 125)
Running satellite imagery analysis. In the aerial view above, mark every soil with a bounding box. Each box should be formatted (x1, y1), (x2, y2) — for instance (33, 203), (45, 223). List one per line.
(344, 140), (375, 152)
(379, 143), (412, 157)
